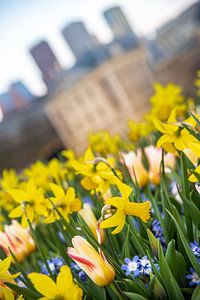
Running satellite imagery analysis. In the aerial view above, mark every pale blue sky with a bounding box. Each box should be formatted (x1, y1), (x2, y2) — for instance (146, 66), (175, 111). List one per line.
(0, 0), (196, 95)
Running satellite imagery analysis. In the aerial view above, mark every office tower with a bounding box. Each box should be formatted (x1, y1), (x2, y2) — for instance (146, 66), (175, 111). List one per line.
(62, 21), (99, 66)
(0, 81), (34, 113)
(103, 6), (138, 50)
(30, 41), (62, 88)
(9, 81), (33, 108)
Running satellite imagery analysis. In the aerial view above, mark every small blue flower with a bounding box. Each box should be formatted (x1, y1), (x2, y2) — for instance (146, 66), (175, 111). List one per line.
(138, 256), (153, 276)
(152, 219), (166, 248)
(40, 257), (64, 276)
(78, 270), (87, 282)
(58, 231), (65, 243)
(122, 256), (157, 278)
(82, 196), (92, 205)
(190, 241), (200, 261)
(121, 256), (140, 277)
(70, 262), (87, 282)
(186, 268), (200, 287)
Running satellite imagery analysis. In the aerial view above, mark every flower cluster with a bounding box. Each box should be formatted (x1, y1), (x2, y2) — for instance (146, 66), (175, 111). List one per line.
(122, 255), (154, 278)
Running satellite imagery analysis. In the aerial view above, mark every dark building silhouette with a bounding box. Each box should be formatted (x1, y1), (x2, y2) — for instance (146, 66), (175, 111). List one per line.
(62, 21), (97, 65)
(62, 21), (110, 67)
(0, 81), (34, 114)
(0, 97), (63, 170)
(30, 41), (62, 89)
(103, 6), (138, 50)
(148, 1), (200, 62)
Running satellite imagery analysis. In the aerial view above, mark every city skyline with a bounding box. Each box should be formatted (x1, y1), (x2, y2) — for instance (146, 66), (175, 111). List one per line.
(0, 0), (196, 95)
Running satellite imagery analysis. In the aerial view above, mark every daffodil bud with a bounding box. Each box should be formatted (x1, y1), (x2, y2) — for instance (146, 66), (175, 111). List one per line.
(147, 229), (159, 257)
(153, 277), (167, 300)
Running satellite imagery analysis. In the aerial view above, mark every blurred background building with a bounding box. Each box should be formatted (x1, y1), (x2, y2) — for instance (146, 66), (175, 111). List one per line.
(0, 1), (200, 169)
(103, 6), (139, 50)
(30, 41), (63, 89)
(0, 81), (34, 114)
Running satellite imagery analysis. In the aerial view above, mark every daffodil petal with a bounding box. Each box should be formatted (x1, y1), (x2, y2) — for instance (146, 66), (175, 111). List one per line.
(28, 273), (57, 298)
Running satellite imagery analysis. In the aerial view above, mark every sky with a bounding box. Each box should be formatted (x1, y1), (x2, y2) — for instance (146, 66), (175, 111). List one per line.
(0, 0), (196, 95)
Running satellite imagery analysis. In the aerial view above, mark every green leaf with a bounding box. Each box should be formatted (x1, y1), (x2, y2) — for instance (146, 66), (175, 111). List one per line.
(124, 278), (150, 297)
(88, 280), (106, 300)
(191, 286), (200, 300)
(6, 282), (40, 300)
(158, 243), (184, 300)
(165, 240), (186, 286)
(124, 292), (148, 300)
(167, 209), (200, 277)
(179, 193), (200, 227)
(152, 276), (167, 300)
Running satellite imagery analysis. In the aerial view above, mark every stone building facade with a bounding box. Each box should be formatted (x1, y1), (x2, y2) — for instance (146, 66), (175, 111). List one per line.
(46, 46), (155, 153)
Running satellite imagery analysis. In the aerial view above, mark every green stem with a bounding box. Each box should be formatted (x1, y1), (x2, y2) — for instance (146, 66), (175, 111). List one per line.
(109, 282), (124, 300)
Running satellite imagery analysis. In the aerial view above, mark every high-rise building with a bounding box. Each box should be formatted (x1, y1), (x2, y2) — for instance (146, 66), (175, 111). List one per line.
(30, 41), (62, 89)
(103, 6), (138, 50)
(0, 81), (34, 113)
(150, 1), (200, 61)
(9, 81), (33, 108)
(62, 21), (97, 65)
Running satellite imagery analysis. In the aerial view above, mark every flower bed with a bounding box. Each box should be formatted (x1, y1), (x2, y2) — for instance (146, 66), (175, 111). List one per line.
(0, 82), (200, 299)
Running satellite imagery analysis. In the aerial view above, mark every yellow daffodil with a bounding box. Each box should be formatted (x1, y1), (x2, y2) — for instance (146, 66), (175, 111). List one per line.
(100, 177), (151, 234)
(0, 169), (20, 212)
(189, 165), (200, 182)
(8, 180), (48, 227)
(0, 220), (35, 262)
(72, 148), (118, 193)
(147, 83), (184, 122)
(23, 161), (49, 190)
(79, 203), (105, 242)
(0, 169), (19, 190)
(128, 120), (151, 142)
(61, 149), (76, 180)
(48, 158), (67, 185)
(68, 236), (115, 286)
(88, 131), (120, 155)
(154, 109), (200, 156)
(44, 183), (81, 224)
(0, 256), (20, 300)
(29, 265), (83, 300)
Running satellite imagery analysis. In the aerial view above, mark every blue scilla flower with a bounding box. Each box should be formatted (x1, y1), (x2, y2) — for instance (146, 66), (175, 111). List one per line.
(57, 231), (65, 243)
(186, 268), (200, 287)
(122, 256), (156, 278)
(70, 262), (87, 282)
(121, 256), (140, 277)
(152, 219), (166, 248)
(138, 256), (153, 276)
(82, 196), (92, 205)
(190, 241), (200, 261)
(40, 257), (64, 276)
